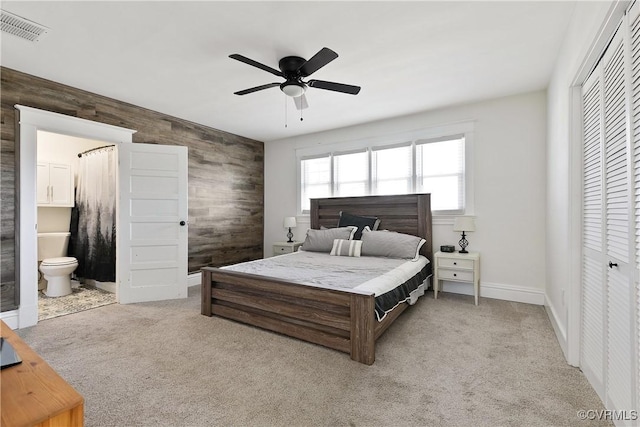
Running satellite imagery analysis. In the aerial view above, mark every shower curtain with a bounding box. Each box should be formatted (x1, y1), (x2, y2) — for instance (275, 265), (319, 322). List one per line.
(69, 146), (116, 282)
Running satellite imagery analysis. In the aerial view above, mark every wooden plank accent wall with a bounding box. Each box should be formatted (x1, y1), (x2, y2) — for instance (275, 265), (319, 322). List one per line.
(0, 67), (264, 312)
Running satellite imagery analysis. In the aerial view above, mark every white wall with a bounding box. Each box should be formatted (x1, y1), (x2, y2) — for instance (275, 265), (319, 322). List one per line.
(265, 91), (547, 304)
(545, 1), (618, 363)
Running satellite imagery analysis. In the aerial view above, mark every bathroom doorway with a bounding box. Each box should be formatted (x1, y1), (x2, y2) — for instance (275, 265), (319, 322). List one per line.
(14, 105), (188, 329)
(36, 131), (117, 320)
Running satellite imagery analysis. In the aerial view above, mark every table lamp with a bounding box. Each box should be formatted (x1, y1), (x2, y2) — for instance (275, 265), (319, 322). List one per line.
(453, 216), (476, 253)
(283, 217), (297, 243)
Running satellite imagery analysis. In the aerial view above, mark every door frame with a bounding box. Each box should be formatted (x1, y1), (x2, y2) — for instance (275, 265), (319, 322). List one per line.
(6, 105), (135, 328)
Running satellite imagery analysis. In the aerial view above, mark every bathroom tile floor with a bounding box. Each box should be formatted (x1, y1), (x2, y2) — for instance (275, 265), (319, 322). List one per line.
(38, 285), (116, 321)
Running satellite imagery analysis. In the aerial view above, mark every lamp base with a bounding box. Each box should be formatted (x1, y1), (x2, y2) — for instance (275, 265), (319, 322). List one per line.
(458, 232), (469, 254)
(287, 228), (293, 243)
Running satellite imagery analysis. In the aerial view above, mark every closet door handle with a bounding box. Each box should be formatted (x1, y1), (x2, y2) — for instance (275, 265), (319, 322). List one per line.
(179, 221), (186, 226)
(608, 261), (618, 269)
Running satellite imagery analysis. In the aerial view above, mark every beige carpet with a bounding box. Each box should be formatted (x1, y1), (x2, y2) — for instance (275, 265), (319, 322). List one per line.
(17, 286), (610, 427)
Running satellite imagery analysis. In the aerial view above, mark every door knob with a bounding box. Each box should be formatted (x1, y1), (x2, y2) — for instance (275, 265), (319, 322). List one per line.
(179, 221), (186, 226)
(608, 261), (618, 269)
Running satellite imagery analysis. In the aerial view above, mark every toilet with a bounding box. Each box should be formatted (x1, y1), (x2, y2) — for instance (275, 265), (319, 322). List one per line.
(38, 232), (78, 297)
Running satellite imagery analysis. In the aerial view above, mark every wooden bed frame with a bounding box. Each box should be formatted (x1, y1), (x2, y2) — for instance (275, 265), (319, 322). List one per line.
(201, 193), (433, 365)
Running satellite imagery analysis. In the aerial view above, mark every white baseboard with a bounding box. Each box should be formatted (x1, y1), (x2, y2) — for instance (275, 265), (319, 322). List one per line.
(545, 296), (568, 360)
(188, 272), (202, 287)
(0, 310), (19, 329)
(439, 280), (545, 305)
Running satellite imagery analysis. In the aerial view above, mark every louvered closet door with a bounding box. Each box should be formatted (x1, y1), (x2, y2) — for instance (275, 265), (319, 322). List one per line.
(582, 65), (606, 398)
(603, 26), (635, 416)
(629, 3), (640, 416)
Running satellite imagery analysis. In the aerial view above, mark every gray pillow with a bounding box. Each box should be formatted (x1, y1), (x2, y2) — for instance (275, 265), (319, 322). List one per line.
(300, 227), (356, 252)
(360, 228), (426, 261)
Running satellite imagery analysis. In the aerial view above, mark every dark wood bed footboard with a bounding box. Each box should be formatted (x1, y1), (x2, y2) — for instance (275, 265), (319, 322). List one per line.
(201, 267), (381, 364)
(200, 193), (432, 365)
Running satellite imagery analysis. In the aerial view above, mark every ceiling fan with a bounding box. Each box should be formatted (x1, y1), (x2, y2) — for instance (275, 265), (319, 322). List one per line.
(229, 47), (361, 110)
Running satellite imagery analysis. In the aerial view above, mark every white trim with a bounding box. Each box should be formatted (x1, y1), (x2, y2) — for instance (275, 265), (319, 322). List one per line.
(188, 271), (202, 287)
(0, 310), (19, 329)
(545, 296), (570, 364)
(438, 280), (545, 305)
(15, 105), (136, 329)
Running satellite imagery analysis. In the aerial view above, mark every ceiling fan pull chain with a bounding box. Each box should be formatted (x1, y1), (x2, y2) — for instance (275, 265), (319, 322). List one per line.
(300, 105), (303, 122)
(284, 95), (288, 128)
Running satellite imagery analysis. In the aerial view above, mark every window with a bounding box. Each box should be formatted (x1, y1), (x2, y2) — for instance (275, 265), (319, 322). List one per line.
(298, 127), (471, 214)
(372, 144), (412, 195)
(300, 155), (331, 212)
(416, 137), (464, 212)
(334, 151), (368, 197)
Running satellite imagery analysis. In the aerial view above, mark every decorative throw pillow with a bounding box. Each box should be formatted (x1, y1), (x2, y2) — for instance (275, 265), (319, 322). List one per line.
(360, 228), (426, 261)
(330, 239), (362, 257)
(337, 211), (380, 240)
(300, 227), (357, 252)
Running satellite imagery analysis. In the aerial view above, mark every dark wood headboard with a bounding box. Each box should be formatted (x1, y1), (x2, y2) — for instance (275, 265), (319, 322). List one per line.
(309, 194), (433, 264)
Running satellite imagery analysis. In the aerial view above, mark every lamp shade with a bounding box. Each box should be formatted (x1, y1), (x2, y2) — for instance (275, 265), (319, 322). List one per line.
(283, 217), (297, 228)
(453, 216), (476, 232)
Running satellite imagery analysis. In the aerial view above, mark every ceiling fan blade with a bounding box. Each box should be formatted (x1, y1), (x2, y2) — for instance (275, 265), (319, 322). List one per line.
(293, 94), (309, 110)
(229, 54), (284, 77)
(234, 82), (280, 95)
(307, 79), (361, 95)
(298, 47), (338, 77)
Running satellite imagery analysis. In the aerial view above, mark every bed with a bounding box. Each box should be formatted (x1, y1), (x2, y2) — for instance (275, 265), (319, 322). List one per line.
(200, 193), (433, 365)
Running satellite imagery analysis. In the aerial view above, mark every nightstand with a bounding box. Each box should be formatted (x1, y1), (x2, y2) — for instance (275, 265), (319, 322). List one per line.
(272, 241), (303, 256)
(433, 251), (480, 305)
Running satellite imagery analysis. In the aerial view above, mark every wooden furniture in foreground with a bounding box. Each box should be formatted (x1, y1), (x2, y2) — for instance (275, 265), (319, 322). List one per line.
(433, 251), (480, 305)
(0, 320), (84, 427)
(202, 194), (433, 365)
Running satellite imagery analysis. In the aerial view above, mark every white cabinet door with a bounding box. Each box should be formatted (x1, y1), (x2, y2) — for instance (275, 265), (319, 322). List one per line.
(117, 143), (188, 304)
(36, 162), (49, 205)
(36, 162), (73, 207)
(49, 163), (72, 206)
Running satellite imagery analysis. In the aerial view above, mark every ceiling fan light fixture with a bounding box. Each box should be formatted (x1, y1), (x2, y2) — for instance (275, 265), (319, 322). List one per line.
(280, 81), (306, 98)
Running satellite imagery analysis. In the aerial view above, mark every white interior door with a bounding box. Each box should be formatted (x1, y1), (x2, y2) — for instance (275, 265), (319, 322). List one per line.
(581, 66), (606, 399)
(602, 28), (634, 416)
(118, 143), (188, 304)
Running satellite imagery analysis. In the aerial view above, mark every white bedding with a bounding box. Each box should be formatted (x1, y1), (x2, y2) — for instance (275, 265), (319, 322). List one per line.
(222, 251), (430, 320)
(222, 251), (427, 294)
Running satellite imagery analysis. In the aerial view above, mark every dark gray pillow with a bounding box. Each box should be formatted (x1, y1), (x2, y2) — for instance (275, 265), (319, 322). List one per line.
(360, 228), (426, 261)
(300, 227), (357, 252)
(337, 211), (380, 240)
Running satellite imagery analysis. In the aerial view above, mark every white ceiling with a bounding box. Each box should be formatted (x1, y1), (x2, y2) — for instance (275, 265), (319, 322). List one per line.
(1, 1), (576, 143)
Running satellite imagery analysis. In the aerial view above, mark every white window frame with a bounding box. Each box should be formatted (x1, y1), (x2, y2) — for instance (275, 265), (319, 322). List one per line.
(296, 121), (475, 217)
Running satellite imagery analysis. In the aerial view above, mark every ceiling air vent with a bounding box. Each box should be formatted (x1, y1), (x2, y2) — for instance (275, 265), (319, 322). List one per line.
(1, 10), (48, 42)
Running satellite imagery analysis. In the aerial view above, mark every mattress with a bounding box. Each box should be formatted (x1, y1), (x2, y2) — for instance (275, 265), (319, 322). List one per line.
(222, 251), (432, 321)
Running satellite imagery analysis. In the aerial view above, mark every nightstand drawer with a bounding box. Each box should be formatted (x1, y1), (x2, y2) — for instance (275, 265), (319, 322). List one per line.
(439, 258), (474, 270)
(274, 245), (294, 254)
(438, 269), (474, 282)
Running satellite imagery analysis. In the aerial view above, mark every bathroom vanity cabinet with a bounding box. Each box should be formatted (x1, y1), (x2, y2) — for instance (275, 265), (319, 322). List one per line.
(37, 162), (74, 207)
